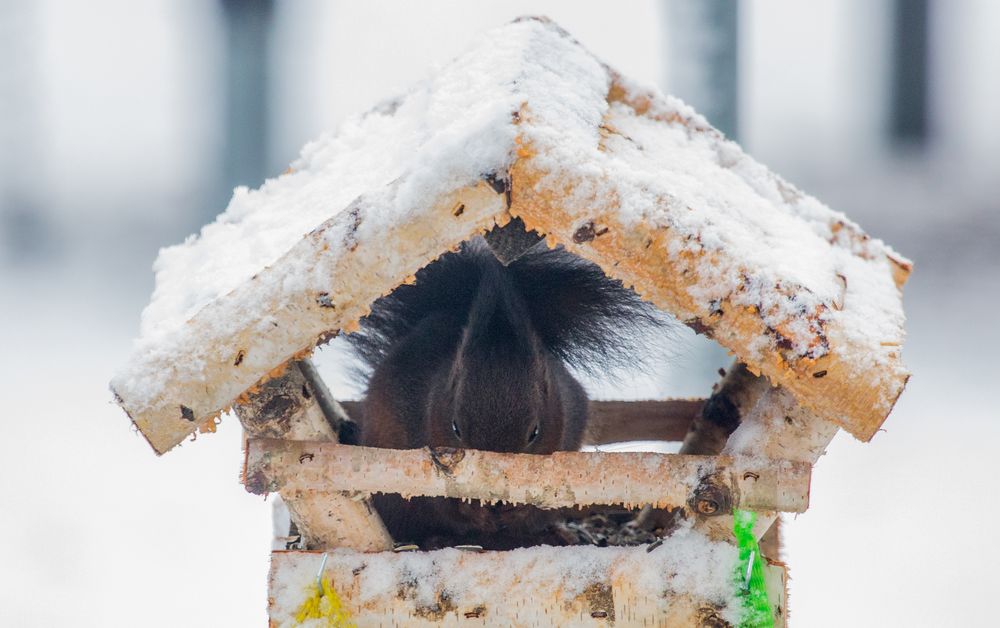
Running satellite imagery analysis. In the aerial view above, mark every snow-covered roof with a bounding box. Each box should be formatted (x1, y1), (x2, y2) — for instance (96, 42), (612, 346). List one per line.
(111, 16), (909, 454)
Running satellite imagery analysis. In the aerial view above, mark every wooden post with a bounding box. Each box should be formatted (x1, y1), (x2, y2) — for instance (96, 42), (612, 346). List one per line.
(234, 360), (392, 551)
(759, 518), (782, 561)
(679, 362), (770, 455)
(679, 362), (785, 557)
(695, 386), (840, 543)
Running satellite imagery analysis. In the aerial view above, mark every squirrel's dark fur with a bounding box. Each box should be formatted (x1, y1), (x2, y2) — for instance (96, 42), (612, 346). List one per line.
(345, 237), (666, 548)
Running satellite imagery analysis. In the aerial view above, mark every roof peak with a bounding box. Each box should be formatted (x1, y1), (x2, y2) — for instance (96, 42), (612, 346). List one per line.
(112, 17), (909, 453)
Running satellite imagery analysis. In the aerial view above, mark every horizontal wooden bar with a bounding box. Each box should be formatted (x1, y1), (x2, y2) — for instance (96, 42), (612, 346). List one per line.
(338, 398), (704, 446)
(268, 545), (787, 626)
(585, 398), (702, 444)
(245, 439), (811, 514)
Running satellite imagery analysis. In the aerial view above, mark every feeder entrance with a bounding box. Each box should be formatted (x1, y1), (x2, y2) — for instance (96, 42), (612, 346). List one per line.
(305, 219), (713, 551)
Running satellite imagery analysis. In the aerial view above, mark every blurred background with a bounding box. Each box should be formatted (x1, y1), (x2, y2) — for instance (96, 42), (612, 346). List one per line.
(1, 1), (997, 626)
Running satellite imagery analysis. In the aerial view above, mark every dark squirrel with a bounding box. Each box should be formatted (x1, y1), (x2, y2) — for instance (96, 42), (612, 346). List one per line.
(346, 236), (664, 548)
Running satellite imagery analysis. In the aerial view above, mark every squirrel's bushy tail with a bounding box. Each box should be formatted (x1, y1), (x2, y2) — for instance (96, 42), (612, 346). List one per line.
(346, 238), (671, 377)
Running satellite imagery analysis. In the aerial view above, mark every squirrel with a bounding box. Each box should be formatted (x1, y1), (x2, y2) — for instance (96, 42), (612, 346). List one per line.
(345, 236), (665, 548)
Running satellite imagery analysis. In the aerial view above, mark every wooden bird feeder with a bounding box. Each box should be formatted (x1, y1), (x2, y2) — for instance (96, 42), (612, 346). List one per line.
(111, 17), (910, 627)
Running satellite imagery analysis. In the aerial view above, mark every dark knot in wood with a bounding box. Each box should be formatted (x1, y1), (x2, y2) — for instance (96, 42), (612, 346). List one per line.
(698, 607), (733, 628)
(572, 220), (609, 243)
(244, 467), (272, 495)
(483, 171), (511, 208)
(429, 447), (466, 475)
(689, 476), (732, 517)
(573, 221), (596, 243)
(583, 582), (615, 622)
(463, 606), (486, 619)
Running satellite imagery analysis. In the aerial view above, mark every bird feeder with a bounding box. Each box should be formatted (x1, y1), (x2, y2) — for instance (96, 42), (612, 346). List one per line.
(111, 17), (909, 627)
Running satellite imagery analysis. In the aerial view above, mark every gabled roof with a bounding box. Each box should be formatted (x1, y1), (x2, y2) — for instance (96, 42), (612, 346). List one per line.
(111, 17), (909, 454)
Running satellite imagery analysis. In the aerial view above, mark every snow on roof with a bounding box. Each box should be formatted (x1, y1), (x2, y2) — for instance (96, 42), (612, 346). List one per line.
(141, 22), (546, 341)
(509, 59), (910, 437)
(111, 17), (909, 454)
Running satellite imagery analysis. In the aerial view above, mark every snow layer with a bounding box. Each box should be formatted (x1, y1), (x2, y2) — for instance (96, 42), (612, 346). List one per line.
(269, 523), (747, 626)
(138, 20), (571, 341)
(519, 66), (907, 372)
(142, 14), (904, 357)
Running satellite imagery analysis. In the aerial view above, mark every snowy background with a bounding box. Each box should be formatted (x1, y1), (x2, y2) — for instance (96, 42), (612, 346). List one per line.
(2, 1), (998, 626)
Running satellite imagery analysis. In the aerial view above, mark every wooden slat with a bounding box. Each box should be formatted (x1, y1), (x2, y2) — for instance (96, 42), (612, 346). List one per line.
(245, 439), (812, 514)
(759, 518), (782, 561)
(234, 361), (337, 442)
(680, 362), (788, 559)
(267, 547), (788, 627)
(338, 398), (704, 446)
(680, 363), (770, 455)
(585, 399), (701, 444)
(279, 490), (389, 553)
(235, 361), (392, 552)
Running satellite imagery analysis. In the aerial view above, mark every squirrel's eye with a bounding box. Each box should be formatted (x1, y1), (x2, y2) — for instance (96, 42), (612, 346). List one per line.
(452, 420), (462, 439)
(528, 425), (539, 443)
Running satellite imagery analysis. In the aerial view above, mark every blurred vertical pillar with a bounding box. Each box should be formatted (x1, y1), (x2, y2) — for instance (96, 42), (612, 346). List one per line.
(664, 0), (740, 141)
(659, 0), (740, 395)
(0, 0), (50, 264)
(889, 0), (929, 146)
(218, 0), (274, 212)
